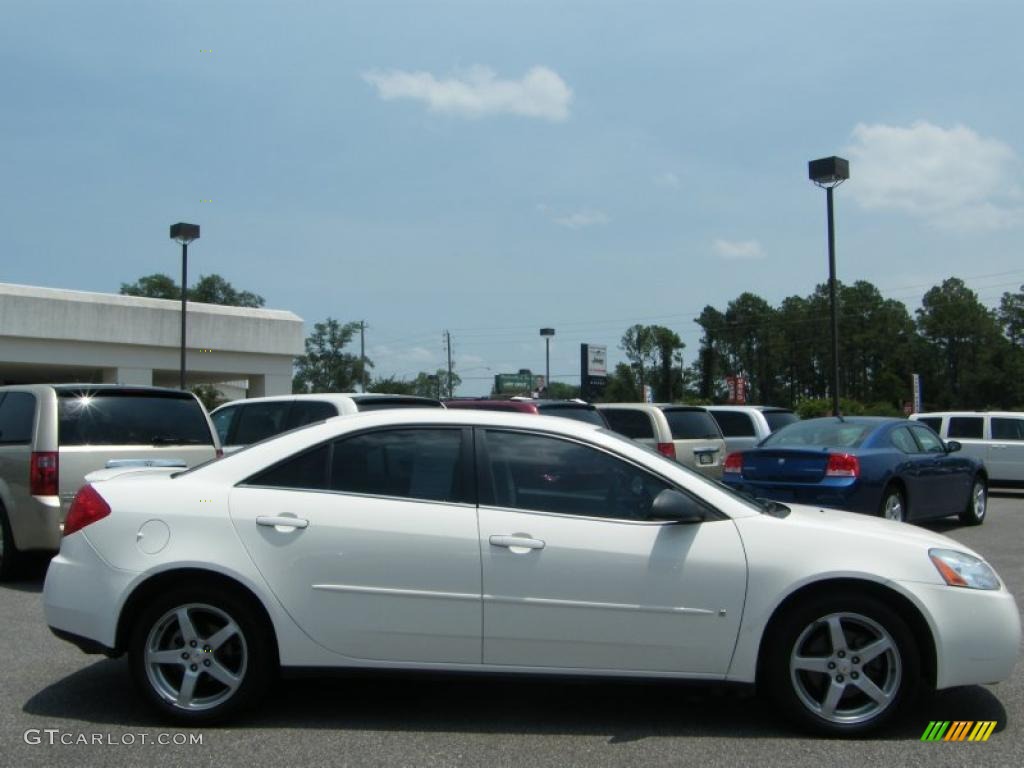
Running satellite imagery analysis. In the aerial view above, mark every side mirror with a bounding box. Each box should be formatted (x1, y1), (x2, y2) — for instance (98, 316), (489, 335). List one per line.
(649, 489), (706, 524)
(945, 440), (962, 453)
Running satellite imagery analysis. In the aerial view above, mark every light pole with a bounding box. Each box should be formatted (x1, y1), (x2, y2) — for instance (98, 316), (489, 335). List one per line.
(539, 328), (555, 397)
(808, 157), (849, 417)
(169, 222), (200, 390)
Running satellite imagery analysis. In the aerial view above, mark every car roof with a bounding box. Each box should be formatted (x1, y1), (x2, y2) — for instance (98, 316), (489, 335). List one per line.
(212, 393), (441, 410)
(914, 411), (1024, 417)
(705, 404), (793, 413)
(0, 383), (194, 397)
(597, 403), (710, 411)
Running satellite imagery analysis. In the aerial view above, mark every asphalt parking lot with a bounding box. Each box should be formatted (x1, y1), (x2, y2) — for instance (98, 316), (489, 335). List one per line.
(2, 496), (1022, 768)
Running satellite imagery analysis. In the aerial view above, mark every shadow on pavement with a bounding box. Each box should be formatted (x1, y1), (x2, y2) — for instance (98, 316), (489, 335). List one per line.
(22, 660), (1008, 742)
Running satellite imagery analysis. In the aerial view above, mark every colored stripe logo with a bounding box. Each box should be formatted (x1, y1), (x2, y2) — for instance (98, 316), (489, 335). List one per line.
(920, 721), (997, 742)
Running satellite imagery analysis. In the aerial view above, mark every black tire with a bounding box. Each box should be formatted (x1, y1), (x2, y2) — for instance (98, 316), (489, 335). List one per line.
(959, 475), (987, 526)
(0, 503), (24, 582)
(128, 584), (274, 724)
(761, 592), (921, 736)
(879, 485), (906, 523)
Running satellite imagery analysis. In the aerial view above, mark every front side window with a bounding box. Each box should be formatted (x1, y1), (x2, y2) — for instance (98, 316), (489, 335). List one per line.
(233, 402), (290, 445)
(991, 417), (1024, 441)
(910, 425), (946, 454)
(482, 430), (673, 520)
(331, 428), (465, 503)
(948, 416), (983, 439)
(601, 409), (655, 439)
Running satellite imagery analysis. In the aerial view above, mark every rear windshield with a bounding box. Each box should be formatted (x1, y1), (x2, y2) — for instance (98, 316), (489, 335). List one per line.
(764, 410), (798, 432)
(762, 420), (873, 449)
(353, 397), (444, 412)
(537, 404), (607, 426)
(57, 391), (213, 447)
(664, 409), (721, 440)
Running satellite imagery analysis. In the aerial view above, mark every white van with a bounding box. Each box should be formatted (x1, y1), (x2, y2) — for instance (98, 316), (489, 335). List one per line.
(909, 411), (1024, 487)
(705, 405), (799, 455)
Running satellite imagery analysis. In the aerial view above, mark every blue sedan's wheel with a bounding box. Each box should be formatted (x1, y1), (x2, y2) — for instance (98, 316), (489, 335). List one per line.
(959, 477), (987, 526)
(880, 487), (906, 523)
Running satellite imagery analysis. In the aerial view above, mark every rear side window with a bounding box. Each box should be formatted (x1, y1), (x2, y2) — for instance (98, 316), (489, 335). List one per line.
(663, 409), (721, 440)
(991, 417), (1024, 441)
(710, 411), (756, 437)
(286, 401), (339, 430)
(537, 405), (606, 426)
(915, 417), (942, 433)
(948, 416), (983, 439)
(763, 410), (798, 432)
(233, 402), (290, 445)
(247, 444), (329, 490)
(0, 392), (36, 444)
(331, 428), (465, 503)
(890, 427), (919, 453)
(601, 409), (655, 439)
(57, 392), (213, 446)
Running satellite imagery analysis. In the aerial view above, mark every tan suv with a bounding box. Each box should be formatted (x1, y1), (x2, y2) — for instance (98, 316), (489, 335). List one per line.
(595, 403), (727, 479)
(0, 384), (220, 578)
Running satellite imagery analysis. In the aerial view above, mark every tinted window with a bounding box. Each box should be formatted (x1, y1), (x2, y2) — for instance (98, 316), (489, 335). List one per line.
(483, 430), (672, 520)
(211, 405), (238, 445)
(285, 401), (339, 430)
(762, 420), (873, 448)
(916, 417), (942, 432)
(233, 402), (290, 445)
(909, 425), (946, 454)
(763, 410), (798, 432)
(601, 409), (655, 439)
(710, 411), (756, 437)
(331, 428), (464, 503)
(57, 392), (213, 446)
(663, 409), (721, 439)
(537, 404), (606, 426)
(890, 427), (919, 453)
(353, 398), (443, 411)
(992, 417), (1024, 441)
(948, 416), (983, 439)
(247, 444), (329, 490)
(0, 392), (36, 444)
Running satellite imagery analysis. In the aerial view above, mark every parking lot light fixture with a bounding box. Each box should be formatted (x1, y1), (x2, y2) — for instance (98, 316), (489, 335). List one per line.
(169, 223), (200, 390)
(808, 157), (849, 417)
(540, 328), (555, 396)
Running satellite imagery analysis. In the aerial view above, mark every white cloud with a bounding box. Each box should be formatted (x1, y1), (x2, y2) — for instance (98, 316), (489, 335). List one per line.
(844, 121), (1023, 231)
(552, 209), (610, 229)
(362, 65), (572, 122)
(713, 239), (765, 260)
(655, 171), (680, 188)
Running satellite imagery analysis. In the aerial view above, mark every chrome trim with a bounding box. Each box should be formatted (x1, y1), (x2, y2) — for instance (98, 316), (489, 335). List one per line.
(484, 594), (716, 616)
(311, 584), (480, 602)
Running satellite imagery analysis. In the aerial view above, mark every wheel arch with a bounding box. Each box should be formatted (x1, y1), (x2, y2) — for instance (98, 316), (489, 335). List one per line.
(114, 567), (280, 665)
(755, 577), (937, 690)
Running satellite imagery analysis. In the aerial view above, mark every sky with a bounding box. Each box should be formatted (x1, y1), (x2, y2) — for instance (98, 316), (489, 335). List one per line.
(2, 0), (1023, 395)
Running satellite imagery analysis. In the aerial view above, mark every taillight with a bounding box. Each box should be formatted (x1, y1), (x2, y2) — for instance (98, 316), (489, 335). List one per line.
(30, 451), (59, 496)
(826, 453), (860, 478)
(64, 484), (111, 537)
(723, 452), (743, 475)
(656, 442), (677, 460)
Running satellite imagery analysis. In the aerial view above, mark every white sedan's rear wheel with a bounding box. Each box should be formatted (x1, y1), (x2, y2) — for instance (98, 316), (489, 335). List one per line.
(129, 586), (272, 723)
(763, 593), (921, 735)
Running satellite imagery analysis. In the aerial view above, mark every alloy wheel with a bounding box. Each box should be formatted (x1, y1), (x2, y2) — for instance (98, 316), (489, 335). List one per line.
(789, 611), (902, 725)
(882, 492), (904, 522)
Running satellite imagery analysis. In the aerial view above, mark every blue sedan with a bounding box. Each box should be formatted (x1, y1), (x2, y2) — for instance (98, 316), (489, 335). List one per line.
(722, 417), (988, 525)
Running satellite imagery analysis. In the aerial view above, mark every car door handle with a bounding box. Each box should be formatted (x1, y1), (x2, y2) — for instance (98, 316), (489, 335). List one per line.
(489, 535), (545, 550)
(256, 515), (309, 530)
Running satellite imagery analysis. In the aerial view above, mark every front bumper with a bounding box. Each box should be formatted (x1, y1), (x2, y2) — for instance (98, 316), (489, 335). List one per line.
(43, 531), (138, 652)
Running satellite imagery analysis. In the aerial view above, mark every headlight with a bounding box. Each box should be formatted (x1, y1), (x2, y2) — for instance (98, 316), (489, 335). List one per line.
(929, 549), (1000, 590)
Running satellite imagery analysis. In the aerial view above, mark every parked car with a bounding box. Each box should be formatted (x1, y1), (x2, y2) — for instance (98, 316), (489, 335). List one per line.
(44, 409), (1019, 735)
(722, 417), (987, 526)
(444, 397), (607, 426)
(706, 405), (798, 454)
(211, 393), (443, 451)
(596, 403), (726, 479)
(0, 384), (220, 579)
(910, 411), (1024, 488)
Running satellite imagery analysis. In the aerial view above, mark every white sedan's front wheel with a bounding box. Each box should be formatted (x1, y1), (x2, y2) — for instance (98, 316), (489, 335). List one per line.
(128, 586), (272, 723)
(763, 593), (921, 735)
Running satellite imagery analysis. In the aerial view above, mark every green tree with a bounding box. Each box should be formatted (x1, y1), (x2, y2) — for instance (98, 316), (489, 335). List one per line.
(415, 369), (461, 398)
(190, 383), (227, 411)
(367, 376), (418, 395)
(546, 381), (581, 399)
(293, 318), (369, 393)
(650, 325), (684, 402)
(620, 325), (658, 398)
(120, 273), (265, 307)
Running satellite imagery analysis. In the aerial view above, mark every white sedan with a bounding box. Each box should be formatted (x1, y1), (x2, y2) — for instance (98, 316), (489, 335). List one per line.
(43, 409), (1020, 734)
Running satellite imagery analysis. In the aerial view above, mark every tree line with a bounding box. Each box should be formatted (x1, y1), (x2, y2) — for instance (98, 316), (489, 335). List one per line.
(121, 272), (1024, 413)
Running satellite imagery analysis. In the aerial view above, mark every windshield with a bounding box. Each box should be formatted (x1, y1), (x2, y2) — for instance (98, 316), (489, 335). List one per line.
(762, 420), (873, 449)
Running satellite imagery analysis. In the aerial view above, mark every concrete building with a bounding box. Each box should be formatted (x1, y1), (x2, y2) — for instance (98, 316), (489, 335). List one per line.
(0, 283), (304, 397)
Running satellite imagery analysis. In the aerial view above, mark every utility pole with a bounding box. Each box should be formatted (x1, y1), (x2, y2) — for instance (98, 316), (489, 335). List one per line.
(359, 320), (367, 393)
(445, 330), (454, 398)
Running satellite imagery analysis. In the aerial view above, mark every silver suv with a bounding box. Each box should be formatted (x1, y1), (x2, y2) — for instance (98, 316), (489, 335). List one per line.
(0, 384), (220, 578)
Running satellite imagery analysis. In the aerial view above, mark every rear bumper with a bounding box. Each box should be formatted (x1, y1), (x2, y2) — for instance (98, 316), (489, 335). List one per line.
(7, 494), (63, 552)
(722, 477), (876, 514)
